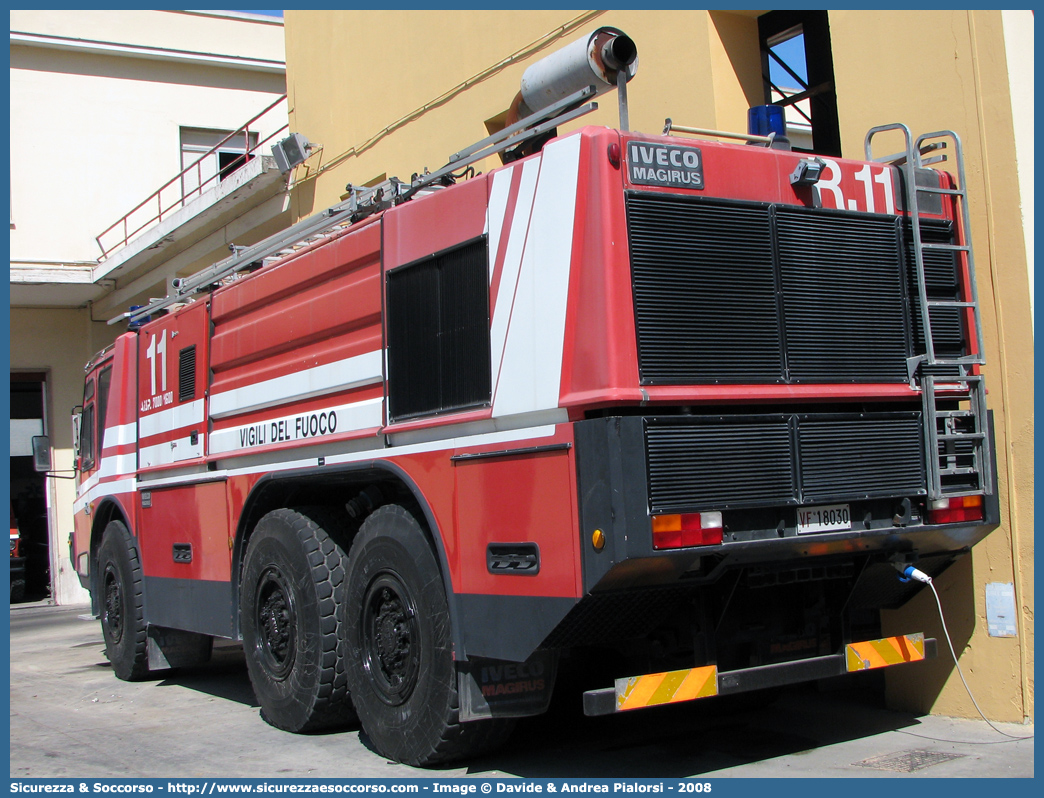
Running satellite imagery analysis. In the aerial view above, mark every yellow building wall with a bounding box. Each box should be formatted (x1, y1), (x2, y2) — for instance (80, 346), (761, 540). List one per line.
(283, 10), (768, 217)
(281, 10), (1032, 723)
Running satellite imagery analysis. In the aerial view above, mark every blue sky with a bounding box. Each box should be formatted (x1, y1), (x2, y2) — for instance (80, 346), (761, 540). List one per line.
(769, 34), (807, 90)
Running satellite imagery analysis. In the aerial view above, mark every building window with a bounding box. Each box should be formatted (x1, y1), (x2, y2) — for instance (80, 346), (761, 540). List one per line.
(759, 10), (841, 156)
(180, 127), (259, 201)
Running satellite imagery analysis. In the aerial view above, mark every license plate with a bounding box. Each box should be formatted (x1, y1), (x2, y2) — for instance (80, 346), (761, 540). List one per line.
(797, 503), (851, 534)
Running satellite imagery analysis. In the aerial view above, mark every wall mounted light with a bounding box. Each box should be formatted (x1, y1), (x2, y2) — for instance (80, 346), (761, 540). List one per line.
(272, 132), (313, 174)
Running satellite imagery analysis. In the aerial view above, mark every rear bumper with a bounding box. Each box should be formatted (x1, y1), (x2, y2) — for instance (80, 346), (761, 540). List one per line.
(9, 556), (26, 580)
(583, 634), (937, 716)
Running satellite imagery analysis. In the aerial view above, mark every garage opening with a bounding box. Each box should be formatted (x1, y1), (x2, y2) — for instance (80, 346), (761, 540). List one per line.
(10, 372), (50, 603)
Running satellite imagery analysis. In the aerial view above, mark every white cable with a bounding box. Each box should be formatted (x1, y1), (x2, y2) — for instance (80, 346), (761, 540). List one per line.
(922, 576), (1033, 741)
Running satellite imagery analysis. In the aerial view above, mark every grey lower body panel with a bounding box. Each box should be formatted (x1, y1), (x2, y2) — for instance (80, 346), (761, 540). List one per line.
(457, 592), (576, 662)
(143, 576), (235, 638)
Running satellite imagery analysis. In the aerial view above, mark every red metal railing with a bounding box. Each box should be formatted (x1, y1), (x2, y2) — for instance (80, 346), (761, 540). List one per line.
(95, 94), (289, 261)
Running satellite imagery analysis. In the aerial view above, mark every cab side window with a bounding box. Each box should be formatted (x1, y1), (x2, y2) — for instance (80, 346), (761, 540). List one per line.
(80, 378), (96, 471)
(97, 367), (112, 458)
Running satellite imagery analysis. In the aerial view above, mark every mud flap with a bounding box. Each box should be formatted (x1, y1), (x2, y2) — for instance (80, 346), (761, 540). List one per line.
(147, 625), (213, 670)
(458, 650), (557, 721)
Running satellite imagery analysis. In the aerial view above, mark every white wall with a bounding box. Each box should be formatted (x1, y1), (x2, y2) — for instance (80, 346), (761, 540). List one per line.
(11, 9), (286, 64)
(1002, 10), (1034, 335)
(9, 10), (286, 266)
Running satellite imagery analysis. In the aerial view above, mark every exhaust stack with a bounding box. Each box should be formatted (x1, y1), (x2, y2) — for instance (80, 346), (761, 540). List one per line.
(508, 27), (638, 131)
(519, 27), (637, 117)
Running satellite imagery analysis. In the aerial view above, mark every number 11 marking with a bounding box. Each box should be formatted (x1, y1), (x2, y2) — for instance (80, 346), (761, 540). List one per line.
(146, 330), (168, 396)
(854, 163), (897, 215)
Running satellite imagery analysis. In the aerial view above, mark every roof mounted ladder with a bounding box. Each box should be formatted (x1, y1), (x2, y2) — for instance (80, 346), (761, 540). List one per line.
(107, 188), (391, 326)
(865, 123), (991, 499)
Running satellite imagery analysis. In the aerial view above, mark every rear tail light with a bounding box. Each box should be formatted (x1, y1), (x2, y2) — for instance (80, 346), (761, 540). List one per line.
(927, 495), (983, 525)
(652, 512), (723, 550)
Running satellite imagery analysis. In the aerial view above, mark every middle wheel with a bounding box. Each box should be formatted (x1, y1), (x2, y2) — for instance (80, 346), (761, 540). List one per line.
(240, 506), (356, 733)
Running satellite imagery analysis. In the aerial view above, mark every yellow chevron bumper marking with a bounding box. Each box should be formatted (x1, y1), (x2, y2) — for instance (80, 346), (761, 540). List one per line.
(674, 666), (718, 701)
(846, 633), (925, 672)
(616, 665), (718, 711)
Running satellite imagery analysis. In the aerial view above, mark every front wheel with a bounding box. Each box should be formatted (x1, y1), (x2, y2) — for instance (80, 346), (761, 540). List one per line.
(345, 504), (513, 765)
(97, 520), (149, 680)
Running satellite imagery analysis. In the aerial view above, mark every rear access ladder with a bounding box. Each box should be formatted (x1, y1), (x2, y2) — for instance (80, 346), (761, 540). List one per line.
(865, 123), (992, 499)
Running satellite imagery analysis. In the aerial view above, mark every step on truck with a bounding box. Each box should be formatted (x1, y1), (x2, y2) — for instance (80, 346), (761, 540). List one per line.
(68, 28), (998, 765)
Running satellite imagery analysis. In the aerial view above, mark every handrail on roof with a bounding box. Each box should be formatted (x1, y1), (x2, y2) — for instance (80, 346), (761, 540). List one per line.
(94, 94), (289, 261)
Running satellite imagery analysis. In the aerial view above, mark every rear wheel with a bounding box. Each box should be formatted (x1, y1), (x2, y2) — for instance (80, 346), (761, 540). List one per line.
(345, 504), (513, 765)
(97, 520), (149, 681)
(240, 507), (356, 732)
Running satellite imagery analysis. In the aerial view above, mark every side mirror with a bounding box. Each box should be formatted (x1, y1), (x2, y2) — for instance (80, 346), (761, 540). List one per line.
(31, 435), (51, 473)
(31, 432), (76, 480)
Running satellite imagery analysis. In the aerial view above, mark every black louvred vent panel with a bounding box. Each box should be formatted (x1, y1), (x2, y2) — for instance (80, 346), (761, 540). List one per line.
(627, 193), (930, 385)
(178, 345), (196, 402)
(646, 419), (795, 512)
(797, 416), (926, 502)
(776, 208), (909, 382)
(387, 238), (491, 421)
(645, 413), (925, 513)
(628, 194), (782, 383)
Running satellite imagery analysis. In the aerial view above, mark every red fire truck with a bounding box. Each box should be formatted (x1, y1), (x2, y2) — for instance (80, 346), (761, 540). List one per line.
(70, 29), (997, 765)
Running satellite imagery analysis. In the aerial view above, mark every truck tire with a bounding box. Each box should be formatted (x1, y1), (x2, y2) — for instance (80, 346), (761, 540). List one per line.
(241, 507), (357, 733)
(344, 504), (513, 766)
(97, 520), (149, 681)
(10, 578), (25, 603)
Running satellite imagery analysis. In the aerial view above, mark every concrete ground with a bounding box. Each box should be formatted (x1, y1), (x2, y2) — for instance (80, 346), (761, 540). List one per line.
(9, 602), (1033, 780)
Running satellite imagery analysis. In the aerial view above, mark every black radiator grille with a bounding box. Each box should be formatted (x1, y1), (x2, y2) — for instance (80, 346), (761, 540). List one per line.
(626, 193), (964, 385)
(178, 345), (196, 402)
(628, 195), (781, 382)
(776, 208), (909, 382)
(646, 413), (925, 513)
(797, 417), (927, 502)
(646, 420), (794, 511)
